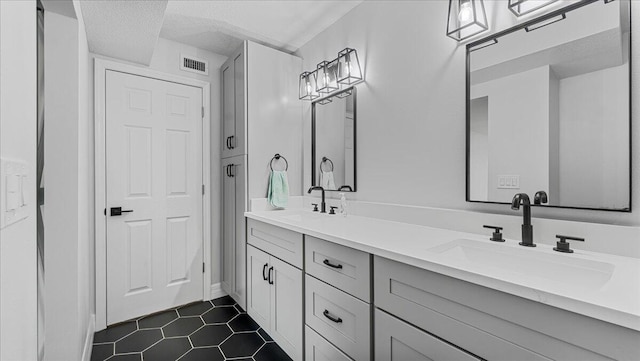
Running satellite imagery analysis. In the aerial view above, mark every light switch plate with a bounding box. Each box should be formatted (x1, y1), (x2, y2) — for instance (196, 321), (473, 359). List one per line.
(1, 158), (29, 229)
(497, 175), (520, 190)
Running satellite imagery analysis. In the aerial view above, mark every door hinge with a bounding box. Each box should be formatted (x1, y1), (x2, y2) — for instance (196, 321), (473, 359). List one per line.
(202, 262), (205, 273)
(201, 107), (204, 118)
(202, 184), (205, 195)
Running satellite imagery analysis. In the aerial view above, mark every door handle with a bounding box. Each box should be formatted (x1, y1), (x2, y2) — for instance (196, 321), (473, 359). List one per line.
(229, 164), (235, 178)
(226, 165), (230, 177)
(323, 259), (343, 269)
(110, 207), (133, 216)
(229, 135), (235, 149)
(268, 266), (274, 285)
(323, 309), (343, 323)
(226, 136), (231, 149)
(262, 263), (268, 281)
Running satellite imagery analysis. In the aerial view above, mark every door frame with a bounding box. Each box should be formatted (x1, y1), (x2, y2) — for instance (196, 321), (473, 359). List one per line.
(94, 58), (212, 331)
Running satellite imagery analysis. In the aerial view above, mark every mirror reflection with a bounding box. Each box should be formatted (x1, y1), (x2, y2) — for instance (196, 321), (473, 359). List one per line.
(467, 0), (630, 211)
(312, 87), (356, 192)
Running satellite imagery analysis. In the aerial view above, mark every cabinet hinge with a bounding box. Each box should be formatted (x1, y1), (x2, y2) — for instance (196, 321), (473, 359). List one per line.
(202, 184), (205, 195)
(202, 263), (205, 273)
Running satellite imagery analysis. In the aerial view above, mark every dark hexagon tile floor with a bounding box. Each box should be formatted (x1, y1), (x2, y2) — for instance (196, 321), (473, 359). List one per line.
(91, 296), (292, 361)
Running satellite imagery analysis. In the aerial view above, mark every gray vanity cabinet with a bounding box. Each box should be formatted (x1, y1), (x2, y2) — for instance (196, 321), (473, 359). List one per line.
(374, 255), (640, 361)
(221, 155), (247, 309)
(246, 221), (304, 361)
(304, 237), (372, 361)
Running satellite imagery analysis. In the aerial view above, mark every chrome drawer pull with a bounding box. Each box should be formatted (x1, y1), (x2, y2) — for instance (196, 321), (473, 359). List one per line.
(323, 309), (343, 323)
(323, 259), (343, 269)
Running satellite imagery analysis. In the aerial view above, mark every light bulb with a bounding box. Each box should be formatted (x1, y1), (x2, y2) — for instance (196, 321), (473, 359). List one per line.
(458, 0), (473, 23)
(306, 79), (312, 94)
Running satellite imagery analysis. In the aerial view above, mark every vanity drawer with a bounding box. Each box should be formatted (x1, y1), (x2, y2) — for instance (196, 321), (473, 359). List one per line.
(374, 256), (625, 361)
(375, 308), (479, 361)
(246, 219), (303, 269)
(305, 235), (371, 302)
(305, 325), (353, 361)
(305, 275), (370, 361)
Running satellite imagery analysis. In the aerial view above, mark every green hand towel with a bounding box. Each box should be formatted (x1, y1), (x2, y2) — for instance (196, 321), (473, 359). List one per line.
(268, 170), (289, 208)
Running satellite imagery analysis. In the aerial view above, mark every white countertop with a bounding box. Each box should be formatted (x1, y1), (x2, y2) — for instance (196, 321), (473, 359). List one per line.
(245, 209), (640, 332)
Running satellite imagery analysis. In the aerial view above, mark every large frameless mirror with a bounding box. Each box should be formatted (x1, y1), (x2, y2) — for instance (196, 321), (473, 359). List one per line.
(312, 87), (357, 192)
(466, 0), (631, 211)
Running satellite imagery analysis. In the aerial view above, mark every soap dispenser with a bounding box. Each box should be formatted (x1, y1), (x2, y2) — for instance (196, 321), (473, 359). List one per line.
(339, 193), (348, 217)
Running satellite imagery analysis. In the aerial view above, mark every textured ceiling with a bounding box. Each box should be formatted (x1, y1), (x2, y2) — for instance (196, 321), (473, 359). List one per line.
(80, 0), (168, 65)
(160, 0), (363, 56)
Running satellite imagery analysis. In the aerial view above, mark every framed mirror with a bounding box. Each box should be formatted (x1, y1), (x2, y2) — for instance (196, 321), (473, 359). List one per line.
(466, 0), (631, 211)
(312, 87), (357, 192)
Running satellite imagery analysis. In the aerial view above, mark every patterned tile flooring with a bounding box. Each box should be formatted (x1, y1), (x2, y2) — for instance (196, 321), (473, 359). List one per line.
(91, 296), (292, 361)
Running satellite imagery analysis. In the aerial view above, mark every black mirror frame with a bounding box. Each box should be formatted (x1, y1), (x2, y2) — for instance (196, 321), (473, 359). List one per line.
(311, 87), (357, 192)
(465, 0), (632, 212)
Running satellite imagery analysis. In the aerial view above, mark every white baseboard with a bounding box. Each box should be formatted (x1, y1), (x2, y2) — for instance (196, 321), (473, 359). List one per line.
(81, 314), (96, 361)
(210, 283), (227, 300)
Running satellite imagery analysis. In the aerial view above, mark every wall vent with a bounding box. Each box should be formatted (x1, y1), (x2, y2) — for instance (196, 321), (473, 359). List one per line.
(180, 54), (208, 75)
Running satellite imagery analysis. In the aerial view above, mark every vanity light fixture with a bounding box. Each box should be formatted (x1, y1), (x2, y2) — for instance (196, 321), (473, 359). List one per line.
(298, 48), (364, 101)
(315, 60), (339, 94)
(446, 0), (489, 41)
(336, 48), (362, 85)
(508, 0), (559, 17)
(299, 71), (319, 100)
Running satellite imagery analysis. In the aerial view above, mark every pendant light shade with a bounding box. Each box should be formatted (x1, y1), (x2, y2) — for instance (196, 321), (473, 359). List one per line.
(299, 71), (319, 100)
(336, 48), (362, 85)
(446, 0), (488, 41)
(508, 0), (558, 17)
(315, 61), (339, 93)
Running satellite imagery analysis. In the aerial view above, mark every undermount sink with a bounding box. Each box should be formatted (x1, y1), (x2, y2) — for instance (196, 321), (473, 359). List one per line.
(428, 239), (614, 289)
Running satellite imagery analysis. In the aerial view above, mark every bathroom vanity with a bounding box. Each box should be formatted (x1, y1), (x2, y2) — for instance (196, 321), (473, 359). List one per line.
(244, 208), (640, 361)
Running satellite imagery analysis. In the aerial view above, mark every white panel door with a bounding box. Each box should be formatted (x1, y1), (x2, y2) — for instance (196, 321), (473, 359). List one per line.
(106, 70), (203, 325)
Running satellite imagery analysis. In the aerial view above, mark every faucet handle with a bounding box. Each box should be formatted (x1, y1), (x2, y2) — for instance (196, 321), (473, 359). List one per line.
(329, 206), (338, 215)
(311, 203), (319, 212)
(554, 235), (584, 253)
(483, 225), (505, 242)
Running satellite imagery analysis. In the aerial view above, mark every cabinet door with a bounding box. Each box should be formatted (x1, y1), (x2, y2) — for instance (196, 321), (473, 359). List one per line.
(375, 309), (479, 361)
(232, 44), (245, 157)
(221, 43), (245, 158)
(221, 156), (246, 308)
(246, 245), (271, 331)
(221, 158), (236, 295)
(232, 157), (246, 309)
(270, 256), (303, 361)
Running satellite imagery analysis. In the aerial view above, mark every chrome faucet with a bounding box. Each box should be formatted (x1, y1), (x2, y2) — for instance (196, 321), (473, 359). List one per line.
(308, 186), (326, 213)
(511, 193), (535, 247)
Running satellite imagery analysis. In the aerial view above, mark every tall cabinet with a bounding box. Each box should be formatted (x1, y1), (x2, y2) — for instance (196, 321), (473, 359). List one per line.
(220, 41), (302, 310)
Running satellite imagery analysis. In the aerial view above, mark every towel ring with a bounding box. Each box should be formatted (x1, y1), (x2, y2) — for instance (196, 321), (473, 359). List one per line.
(320, 157), (334, 173)
(270, 154), (288, 171)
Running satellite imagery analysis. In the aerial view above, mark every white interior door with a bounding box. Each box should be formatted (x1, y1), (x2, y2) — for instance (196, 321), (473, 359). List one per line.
(105, 70), (203, 325)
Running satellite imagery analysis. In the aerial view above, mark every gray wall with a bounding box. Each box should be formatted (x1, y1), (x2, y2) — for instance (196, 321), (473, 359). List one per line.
(297, 0), (640, 226)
